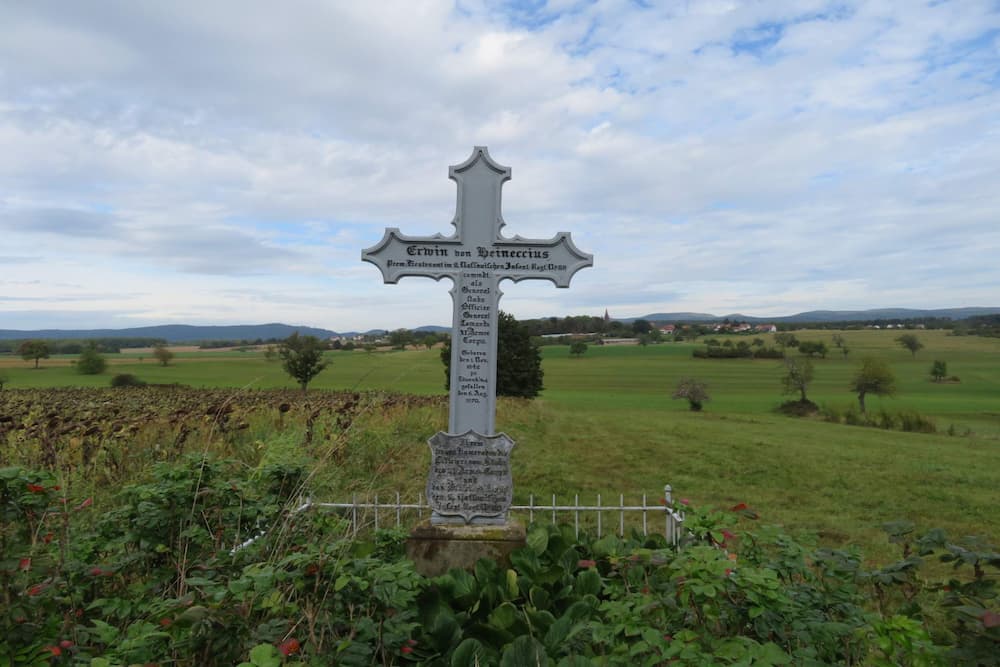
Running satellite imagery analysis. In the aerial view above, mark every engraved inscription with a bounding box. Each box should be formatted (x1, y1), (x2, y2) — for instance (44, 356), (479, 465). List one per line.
(455, 271), (493, 408)
(427, 431), (514, 523)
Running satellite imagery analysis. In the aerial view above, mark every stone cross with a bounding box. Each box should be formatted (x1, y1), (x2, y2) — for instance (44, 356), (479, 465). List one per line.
(362, 147), (592, 523)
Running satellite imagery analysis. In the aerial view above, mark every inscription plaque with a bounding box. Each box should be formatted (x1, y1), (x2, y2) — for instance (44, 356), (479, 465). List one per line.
(427, 431), (514, 524)
(362, 147), (592, 524)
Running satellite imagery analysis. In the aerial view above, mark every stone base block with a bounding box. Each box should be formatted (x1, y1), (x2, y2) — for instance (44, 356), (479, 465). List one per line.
(406, 519), (526, 577)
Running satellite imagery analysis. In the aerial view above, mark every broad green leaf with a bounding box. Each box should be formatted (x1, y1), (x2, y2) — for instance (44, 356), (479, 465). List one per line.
(527, 526), (549, 555)
(452, 638), (489, 667)
(500, 635), (549, 667)
(575, 568), (601, 597)
(489, 601), (519, 630)
(529, 585), (551, 610)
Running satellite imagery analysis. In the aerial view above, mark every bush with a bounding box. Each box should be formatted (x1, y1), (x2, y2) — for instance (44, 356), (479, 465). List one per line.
(777, 399), (819, 416)
(844, 404), (865, 426)
(899, 411), (936, 433)
(1, 464), (996, 666)
(820, 403), (843, 423)
(819, 404), (938, 435)
(77, 345), (107, 374)
(693, 346), (751, 359)
(110, 373), (146, 387)
(672, 377), (709, 411)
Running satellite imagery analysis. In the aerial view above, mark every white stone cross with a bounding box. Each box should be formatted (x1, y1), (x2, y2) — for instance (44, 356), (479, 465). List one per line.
(362, 147), (592, 436)
(362, 147), (592, 524)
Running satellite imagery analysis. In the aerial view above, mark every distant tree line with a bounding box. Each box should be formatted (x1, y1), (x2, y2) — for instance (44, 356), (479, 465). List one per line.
(0, 337), (165, 354)
(950, 314), (1000, 338)
(197, 338), (283, 349)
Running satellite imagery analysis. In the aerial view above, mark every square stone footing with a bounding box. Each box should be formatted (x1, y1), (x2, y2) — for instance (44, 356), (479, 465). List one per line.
(406, 520), (526, 577)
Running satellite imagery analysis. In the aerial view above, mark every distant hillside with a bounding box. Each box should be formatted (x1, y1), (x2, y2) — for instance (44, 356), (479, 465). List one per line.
(631, 307), (1000, 324)
(0, 323), (341, 343)
(5, 307), (1000, 342)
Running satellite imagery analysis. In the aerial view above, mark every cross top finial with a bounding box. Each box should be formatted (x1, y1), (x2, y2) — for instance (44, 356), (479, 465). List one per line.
(447, 146), (512, 246)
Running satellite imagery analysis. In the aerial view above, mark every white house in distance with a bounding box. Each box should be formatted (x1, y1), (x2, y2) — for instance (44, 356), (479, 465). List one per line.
(755, 323), (778, 333)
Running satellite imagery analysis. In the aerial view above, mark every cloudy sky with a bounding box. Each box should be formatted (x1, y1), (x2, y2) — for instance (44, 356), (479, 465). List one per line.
(2, 1), (998, 332)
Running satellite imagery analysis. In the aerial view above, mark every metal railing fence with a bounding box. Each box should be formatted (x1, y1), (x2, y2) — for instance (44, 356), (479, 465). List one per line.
(233, 485), (685, 554)
(299, 483), (685, 542)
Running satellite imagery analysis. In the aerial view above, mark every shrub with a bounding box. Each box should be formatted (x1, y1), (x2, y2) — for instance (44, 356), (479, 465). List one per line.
(77, 345), (107, 374)
(798, 340), (828, 357)
(874, 408), (898, 430)
(899, 411), (936, 433)
(672, 377), (709, 411)
(820, 403), (843, 423)
(777, 399), (819, 416)
(818, 404), (938, 435)
(1, 465), (996, 666)
(844, 404), (865, 426)
(693, 346), (752, 359)
(110, 373), (146, 387)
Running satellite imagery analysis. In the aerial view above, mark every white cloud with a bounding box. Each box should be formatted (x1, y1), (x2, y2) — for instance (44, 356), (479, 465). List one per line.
(1, 0), (998, 331)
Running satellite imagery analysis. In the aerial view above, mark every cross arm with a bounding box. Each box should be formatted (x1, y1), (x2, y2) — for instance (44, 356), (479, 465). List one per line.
(361, 228), (460, 284)
(490, 232), (593, 287)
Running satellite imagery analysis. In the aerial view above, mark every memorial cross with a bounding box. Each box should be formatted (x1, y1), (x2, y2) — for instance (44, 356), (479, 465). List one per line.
(362, 147), (592, 523)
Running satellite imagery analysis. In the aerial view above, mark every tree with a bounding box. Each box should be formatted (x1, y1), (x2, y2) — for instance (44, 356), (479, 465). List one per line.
(18, 340), (50, 369)
(77, 343), (107, 375)
(631, 319), (653, 335)
(389, 328), (413, 350)
(569, 341), (588, 357)
(774, 333), (799, 350)
(930, 360), (947, 383)
(152, 345), (174, 366)
(672, 377), (709, 411)
(781, 357), (814, 402)
(896, 334), (924, 358)
(280, 333), (329, 393)
(832, 333), (845, 350)
(441, 311), (544, 398)
(422, 333), (440, 350)
(798, 341), (828, 358)
(849, 357), (896, 413)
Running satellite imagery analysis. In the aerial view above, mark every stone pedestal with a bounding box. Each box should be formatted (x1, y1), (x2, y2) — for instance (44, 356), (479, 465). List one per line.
(406, 519), (526, 577)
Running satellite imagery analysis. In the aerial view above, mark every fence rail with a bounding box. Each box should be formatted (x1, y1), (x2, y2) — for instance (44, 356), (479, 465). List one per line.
(304, 484), (685, 541)
(233, 485), (685, 554)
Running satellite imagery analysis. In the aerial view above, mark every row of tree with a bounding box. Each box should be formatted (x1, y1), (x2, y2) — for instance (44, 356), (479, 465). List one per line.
(0, 337), (165, 355)
(14, 341), (176, 372)
(673, 356), (898, 413)
(675, 354), (954, 416)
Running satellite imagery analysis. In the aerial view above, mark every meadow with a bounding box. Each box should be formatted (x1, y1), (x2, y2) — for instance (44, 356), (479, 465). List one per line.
(2, 328), (998, 560)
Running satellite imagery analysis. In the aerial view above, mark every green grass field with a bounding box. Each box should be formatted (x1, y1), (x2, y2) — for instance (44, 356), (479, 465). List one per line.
(2, 329), (998, 558)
